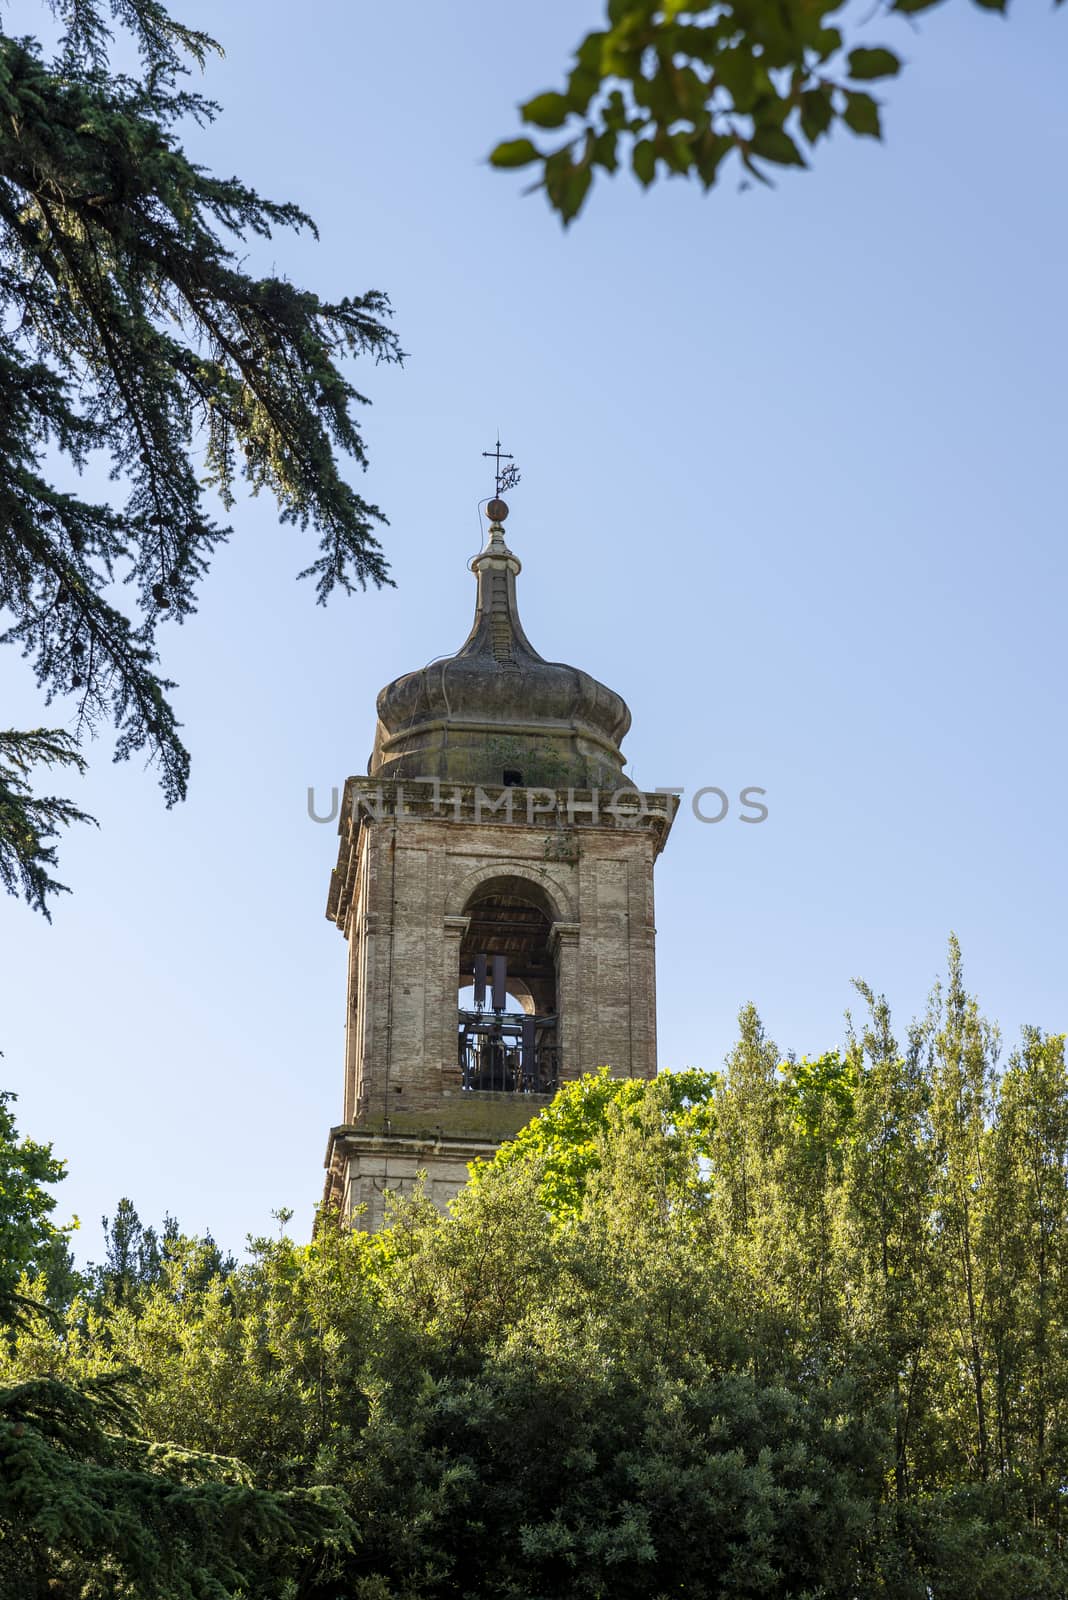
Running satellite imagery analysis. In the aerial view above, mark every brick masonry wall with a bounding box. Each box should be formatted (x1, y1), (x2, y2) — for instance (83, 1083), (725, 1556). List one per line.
(323, 783), (677, 1225)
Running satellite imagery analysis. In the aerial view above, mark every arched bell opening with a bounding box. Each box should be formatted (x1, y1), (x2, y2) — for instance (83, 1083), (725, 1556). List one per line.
(457, 877), (560, 1094)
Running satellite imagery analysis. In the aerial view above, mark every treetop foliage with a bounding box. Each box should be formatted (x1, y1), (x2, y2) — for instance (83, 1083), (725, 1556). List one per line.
(490, 0), (1059, 222)
(0, 0), (402, 913)
(10, 941), (1063, 1597)
(0, 1089), (71, 1334)
(474, 1061), (720, 1219)
(0, 1095), (353, 1598)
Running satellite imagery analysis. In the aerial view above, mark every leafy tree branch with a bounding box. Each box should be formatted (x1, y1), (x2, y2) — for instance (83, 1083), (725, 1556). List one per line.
(490, 0), (1038, 223)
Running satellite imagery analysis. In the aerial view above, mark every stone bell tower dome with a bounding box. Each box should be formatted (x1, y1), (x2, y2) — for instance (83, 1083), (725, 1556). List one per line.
(370, 516), (633, 791)
(323, 480), (677, 1228)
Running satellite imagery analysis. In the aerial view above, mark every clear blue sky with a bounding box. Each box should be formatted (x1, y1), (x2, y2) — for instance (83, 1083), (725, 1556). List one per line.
(2, 0), (1066, 1262)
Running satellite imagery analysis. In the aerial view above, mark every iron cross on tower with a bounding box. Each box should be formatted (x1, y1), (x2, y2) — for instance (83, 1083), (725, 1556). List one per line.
(482, 436), (521, 498)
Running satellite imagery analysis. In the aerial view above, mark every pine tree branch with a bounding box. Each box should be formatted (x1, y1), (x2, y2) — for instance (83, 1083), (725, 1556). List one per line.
(0, 728), (96, 917)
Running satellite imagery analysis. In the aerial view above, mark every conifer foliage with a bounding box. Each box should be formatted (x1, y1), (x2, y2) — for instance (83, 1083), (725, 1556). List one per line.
(0, 1372), (352, 1600)
(0, 1098), (353, 1596)
(0, 0), (401, 914)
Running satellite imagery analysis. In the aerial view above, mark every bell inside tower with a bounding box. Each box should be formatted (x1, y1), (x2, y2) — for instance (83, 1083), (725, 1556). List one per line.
(458, 877), (559, 1095)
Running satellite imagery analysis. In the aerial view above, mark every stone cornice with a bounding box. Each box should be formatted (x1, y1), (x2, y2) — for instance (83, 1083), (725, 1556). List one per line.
(325, 780), (678, 930)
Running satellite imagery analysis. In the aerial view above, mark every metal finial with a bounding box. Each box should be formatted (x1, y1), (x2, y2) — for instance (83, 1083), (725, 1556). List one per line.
(482, 435), (522, 500)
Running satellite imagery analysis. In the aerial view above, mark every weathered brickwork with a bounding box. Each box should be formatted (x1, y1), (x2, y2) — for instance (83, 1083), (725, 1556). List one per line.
(321, 782), (676, 1218)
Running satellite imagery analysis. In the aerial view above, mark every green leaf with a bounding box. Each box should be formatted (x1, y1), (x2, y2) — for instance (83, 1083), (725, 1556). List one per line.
(520, 91), (571, 129)
(750, 126), (806, 167)
(800, 88), (834, 144)
(489, 139), (540, 170)
(632, 139), (656, 187)
(847, 47), (902, 80)
(543, 148), (574, 212)
(890, 0), (945, 13)
(657, 130), (694, 175)
(695, 131), (732, 188)
(593, 131), (620, 173)
(842, 90), (882, 138)
(812, 26), (843, 60)
(559, 165), (593, 225)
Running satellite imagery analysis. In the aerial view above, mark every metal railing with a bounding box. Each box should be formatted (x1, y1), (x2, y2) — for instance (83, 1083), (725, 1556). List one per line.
(458, 1009), (559, 1095)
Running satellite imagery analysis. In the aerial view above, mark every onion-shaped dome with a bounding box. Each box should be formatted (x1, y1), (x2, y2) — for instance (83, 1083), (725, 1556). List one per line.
(369, 506), (633, 789)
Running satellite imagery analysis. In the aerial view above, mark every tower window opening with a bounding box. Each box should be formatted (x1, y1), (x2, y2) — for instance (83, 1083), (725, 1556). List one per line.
(458, 879), (559, 1095)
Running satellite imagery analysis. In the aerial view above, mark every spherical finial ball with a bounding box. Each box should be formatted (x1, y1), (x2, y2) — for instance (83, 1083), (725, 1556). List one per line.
(486, 497), (509, 523)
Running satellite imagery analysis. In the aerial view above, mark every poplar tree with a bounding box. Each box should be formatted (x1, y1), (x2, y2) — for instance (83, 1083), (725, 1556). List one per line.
(983, 1027), (1068, 1513)
(843, 985), (935, 1504)
(925, 936), (998, 1484)
(0, 0), (401, 915)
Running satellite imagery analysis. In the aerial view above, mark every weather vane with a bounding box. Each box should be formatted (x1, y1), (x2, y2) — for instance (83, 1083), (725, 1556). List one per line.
(482, 436), (521, 500)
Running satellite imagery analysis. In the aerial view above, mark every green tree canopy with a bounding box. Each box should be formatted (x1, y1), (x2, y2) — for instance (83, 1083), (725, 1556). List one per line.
(7, 942), (1066, 1597)
(472, 1061), (719, 1219)
(0, 1089), (69, 1331)
(0, 0), (401, 915)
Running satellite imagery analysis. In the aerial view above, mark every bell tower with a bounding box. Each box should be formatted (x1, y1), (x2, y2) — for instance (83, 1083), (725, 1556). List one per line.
(322, 476), (676, 1227)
